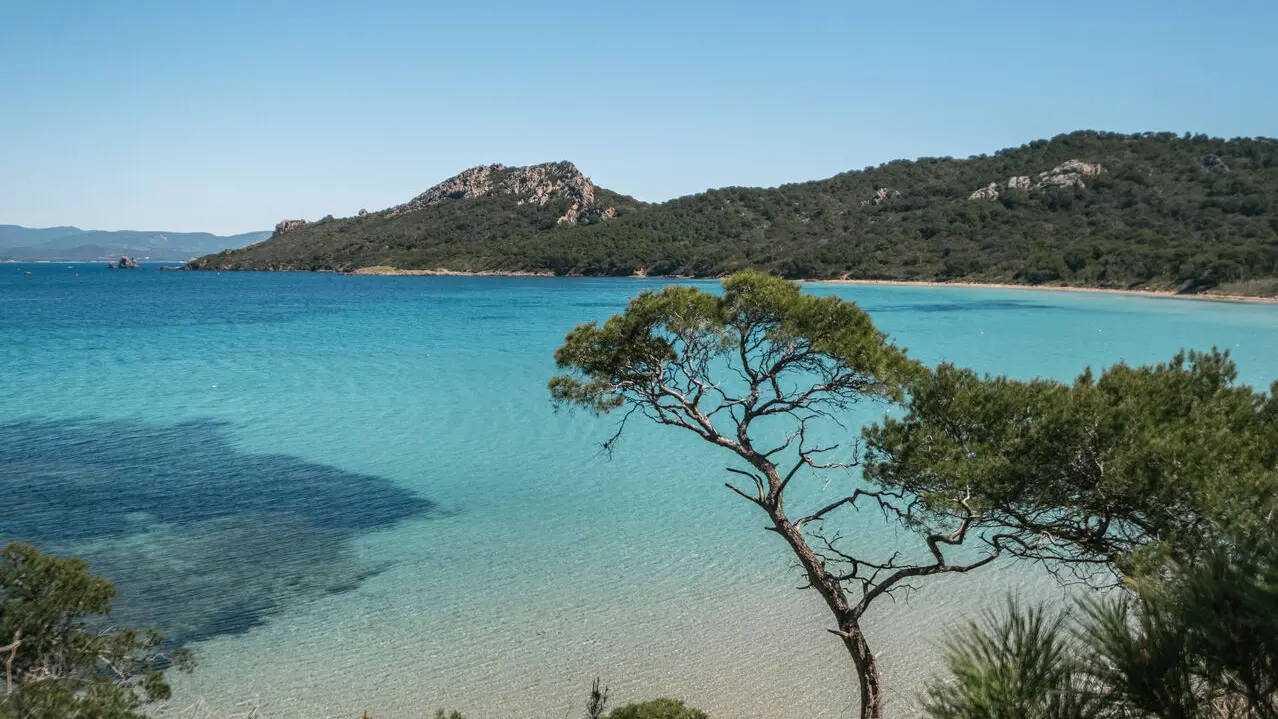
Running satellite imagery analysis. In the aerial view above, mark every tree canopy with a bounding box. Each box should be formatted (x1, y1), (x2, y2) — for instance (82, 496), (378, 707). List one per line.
(863, 349), (1278, 581)
(0, 542), (192, 719)
(879, 350), (1278, 717)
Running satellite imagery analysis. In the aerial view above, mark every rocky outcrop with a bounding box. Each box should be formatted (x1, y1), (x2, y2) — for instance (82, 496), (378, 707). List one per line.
(861, 188), (900, 206)
(968, 182), (1000, 201)
(968, 160), (1104, 200)
(1037, 160), (1103, 188)
(386, 161), (613, 224)
(275, 219), (308, 235)
(506, 162), (596, 210)
(391, 164), (500, 212)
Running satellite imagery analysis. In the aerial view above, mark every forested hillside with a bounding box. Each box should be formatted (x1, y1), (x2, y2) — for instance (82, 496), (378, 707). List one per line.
(189, 132), (1278, 295)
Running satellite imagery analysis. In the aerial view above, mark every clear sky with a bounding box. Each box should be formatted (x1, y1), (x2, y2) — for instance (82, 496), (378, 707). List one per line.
(3, 0), (1276, 235)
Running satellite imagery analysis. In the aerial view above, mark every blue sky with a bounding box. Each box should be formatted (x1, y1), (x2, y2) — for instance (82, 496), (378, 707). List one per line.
(2, 0), (1276, 235)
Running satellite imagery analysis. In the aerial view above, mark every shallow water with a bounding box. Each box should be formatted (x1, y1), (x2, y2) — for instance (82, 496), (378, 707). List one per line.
(2, 265), (1276, 718)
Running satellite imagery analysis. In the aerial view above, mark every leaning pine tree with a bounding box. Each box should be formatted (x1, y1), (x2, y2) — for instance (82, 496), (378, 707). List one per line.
(549, 272), (1012, 719)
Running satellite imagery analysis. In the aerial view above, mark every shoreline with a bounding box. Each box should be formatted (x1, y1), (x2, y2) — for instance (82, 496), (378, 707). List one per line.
(803, 278), (1278, 305)
(342, 266), (1278, 304)
(347, 266), (558, 277)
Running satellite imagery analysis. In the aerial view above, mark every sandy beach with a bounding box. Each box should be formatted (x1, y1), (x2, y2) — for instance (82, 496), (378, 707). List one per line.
(803, 278), (1278, 304)
(344, 266), (1278, 305)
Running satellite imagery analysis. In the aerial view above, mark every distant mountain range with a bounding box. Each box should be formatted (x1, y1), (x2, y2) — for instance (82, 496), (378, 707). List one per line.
(188, 131), (1278, 297)
(0, 225), (271, 262)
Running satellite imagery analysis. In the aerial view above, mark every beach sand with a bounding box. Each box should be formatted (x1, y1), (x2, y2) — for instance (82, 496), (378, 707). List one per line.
(802, 278), (1278, 304)
(346, 266), (1278, 304)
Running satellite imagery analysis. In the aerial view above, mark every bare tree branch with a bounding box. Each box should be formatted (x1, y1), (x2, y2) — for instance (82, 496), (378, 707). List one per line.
(2, 630), (20, 696)
(725, 467), (766, 503)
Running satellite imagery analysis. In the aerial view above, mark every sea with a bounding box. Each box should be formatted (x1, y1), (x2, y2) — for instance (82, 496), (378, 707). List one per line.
(2, 263), (1276, 719)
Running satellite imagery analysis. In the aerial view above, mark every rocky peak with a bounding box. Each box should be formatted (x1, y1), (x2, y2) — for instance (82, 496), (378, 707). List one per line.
(268, 162), (617, 234)
(386, 161), (609, 224)
(275, 219), (308, 235)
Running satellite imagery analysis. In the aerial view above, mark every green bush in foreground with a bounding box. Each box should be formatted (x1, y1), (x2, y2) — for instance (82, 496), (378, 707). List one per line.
(925, 521), (1278, 719)
(404, 680), (710, 719)
(0, 542), (193, 719)
(605, 698), (709, 719)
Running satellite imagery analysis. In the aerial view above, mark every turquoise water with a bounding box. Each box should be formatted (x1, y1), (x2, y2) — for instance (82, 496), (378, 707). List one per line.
(2, 264), (1276, 718)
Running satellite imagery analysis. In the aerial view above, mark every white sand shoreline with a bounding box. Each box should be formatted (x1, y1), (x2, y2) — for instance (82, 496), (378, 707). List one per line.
(802, 278), (1278, 305)
(344, 266), (1278, 304)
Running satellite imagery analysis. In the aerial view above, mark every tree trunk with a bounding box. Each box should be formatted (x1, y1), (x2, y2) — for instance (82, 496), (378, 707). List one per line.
(840, 621), (885, 719)
(763, 482), (885, 719)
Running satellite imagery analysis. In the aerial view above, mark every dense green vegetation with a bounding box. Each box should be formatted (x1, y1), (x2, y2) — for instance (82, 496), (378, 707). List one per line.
(190, 185), (645, 274)
(551, 272), (1278, 718)
(0, 543), (192, 719)
(863, 347), (1278, 577)
(192, 131), (1278, 295)
(925, 521), (1278, 718)
(888, 345), (1278, 718)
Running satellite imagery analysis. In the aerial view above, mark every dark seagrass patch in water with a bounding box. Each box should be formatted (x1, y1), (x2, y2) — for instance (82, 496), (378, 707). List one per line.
(0, 418), (436, 644)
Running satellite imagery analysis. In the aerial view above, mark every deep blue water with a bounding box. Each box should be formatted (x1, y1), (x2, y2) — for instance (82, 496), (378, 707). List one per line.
(2, 263), (1276, 718)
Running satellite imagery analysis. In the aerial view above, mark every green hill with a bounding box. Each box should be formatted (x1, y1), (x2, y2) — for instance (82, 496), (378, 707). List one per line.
(188, 132), (1278, 296)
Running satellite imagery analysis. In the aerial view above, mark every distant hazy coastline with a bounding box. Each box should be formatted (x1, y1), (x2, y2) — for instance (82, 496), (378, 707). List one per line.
(0, 224), (269, 262)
